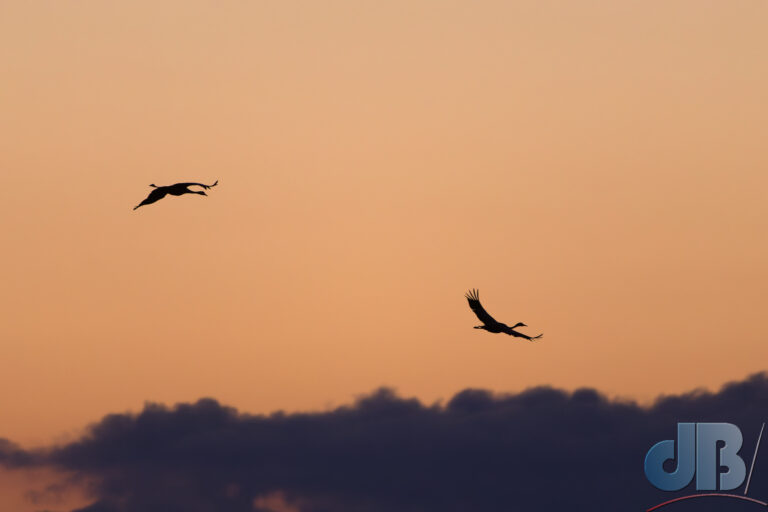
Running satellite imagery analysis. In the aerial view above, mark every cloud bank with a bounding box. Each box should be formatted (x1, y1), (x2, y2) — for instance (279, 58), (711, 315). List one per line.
(3, 374), (768, 512)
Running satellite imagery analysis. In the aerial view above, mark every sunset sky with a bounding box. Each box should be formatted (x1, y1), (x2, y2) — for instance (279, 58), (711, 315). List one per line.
(1, 2), (767, 510)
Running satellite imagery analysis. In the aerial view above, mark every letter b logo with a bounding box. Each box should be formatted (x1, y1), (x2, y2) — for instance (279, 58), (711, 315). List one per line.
(644, 423), (746, 491)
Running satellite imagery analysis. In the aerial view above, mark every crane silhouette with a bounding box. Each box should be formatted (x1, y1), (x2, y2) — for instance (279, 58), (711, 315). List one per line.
(465, 289), (542, 341)
(133, 181), (218, 210)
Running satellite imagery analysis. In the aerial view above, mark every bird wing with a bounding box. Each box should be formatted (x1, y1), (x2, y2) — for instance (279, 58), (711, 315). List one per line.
(133, 187), (169, 209)
(176, 180), (218, 189)
(503, 326), (543, 341)
(465, 289), (498, 325)
(145, 187), (168, 201)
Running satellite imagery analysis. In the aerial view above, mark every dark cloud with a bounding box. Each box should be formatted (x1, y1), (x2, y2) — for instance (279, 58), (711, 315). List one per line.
(3, 374), (768, 511)
(0, 438), (40, 467)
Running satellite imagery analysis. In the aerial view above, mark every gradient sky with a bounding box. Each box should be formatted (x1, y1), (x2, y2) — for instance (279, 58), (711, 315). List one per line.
(2, 0), (767, 481)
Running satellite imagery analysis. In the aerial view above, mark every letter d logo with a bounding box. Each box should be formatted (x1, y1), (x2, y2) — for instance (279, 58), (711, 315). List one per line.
(645, 423), (696, 491)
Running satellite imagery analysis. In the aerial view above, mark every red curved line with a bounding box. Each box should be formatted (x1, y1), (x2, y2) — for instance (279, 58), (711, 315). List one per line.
(646, 493), (768, 511)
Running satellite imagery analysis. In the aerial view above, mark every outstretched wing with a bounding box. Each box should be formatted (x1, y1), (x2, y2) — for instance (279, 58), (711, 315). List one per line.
(465, 289), (497, 325)
(175, 180), (218, 190)
(504, 327), (543, 341)
(133, 187), (169, 210)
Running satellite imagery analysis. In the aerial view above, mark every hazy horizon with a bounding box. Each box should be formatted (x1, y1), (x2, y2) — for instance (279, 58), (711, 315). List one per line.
(3, 372), (768, 512)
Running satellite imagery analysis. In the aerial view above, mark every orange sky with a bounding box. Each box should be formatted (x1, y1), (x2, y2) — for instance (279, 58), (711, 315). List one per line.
(1, 0), (767, 475)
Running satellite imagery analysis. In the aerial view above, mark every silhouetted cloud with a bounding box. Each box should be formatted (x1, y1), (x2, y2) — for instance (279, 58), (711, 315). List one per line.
(3, 374), (768, 511)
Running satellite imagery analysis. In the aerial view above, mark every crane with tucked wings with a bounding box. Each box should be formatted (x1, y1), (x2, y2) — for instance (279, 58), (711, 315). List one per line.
(133, 180), (218, 210)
